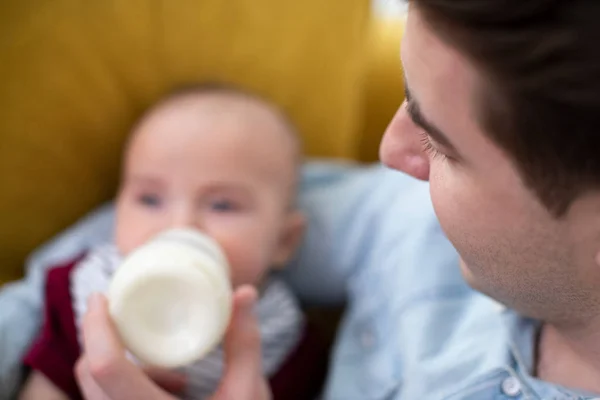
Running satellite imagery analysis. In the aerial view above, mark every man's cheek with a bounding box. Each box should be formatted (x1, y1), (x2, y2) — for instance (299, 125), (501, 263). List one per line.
(429, 182), (457, 233)
(430, 182), (480, 250)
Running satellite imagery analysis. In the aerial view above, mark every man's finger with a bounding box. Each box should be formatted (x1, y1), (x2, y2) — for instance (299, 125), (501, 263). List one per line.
(224, 286), (260, 375)
(143, 367), (188, 394)
(81, 294), (126, 372)
(75, 357), (111, 400)
(214, 285), (268, 399)
(80, 293), (174, 400)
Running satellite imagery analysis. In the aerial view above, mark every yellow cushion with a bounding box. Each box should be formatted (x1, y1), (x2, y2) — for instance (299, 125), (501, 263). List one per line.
(0, 3), (407, 285)
(0, 0), (374, 284)
(359, 17), (405, 162)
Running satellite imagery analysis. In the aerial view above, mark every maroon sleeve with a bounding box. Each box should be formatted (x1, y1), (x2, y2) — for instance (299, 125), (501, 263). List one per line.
(23, 257), (84, 400)
(269, 322), (330, 400)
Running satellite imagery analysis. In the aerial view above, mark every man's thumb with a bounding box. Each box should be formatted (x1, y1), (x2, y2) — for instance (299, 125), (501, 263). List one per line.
(215, 285), (267, 399)
(224, 286), (260, 373)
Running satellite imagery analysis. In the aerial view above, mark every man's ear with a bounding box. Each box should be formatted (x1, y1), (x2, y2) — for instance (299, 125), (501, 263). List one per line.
(272, 211), (306, 269)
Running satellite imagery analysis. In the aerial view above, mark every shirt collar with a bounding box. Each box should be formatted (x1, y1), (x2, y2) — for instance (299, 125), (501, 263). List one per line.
(502, 308), (600, 399)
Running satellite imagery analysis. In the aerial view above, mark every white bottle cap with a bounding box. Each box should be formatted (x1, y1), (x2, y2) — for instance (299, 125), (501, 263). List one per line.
(108, 229), (232, 369)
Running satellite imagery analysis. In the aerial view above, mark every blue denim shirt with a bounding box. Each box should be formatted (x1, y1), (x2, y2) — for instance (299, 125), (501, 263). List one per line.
(286, 164), (599, 400)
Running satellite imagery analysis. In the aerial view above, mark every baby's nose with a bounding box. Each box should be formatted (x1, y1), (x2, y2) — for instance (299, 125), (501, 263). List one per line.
(171, 207), (202, 230)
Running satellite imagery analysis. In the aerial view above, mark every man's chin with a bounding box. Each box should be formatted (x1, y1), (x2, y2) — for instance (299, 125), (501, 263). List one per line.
(458, 257), (479, 288)
(459, 258), (501, 305)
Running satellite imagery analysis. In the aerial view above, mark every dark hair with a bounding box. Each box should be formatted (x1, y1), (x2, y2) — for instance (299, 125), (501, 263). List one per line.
(411, 0), (600, 215)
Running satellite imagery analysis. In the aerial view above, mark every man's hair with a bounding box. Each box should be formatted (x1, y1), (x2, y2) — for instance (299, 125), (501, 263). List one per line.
(411, 0), (600, 215)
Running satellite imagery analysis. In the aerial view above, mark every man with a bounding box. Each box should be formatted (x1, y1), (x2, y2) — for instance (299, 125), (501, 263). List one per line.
(76, 0), (600, 398)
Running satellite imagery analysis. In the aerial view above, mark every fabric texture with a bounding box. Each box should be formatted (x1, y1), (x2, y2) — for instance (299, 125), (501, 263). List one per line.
(0, 204), (115, 398)
(23, 259), (83, 398)
(0, 0), (405, 285)
(4, 164), (595, 399)
(25, 255), (327, 400)
(292, 167), (595, 400)
(0, 161), (358, 399)
(69, 244), (304, 399)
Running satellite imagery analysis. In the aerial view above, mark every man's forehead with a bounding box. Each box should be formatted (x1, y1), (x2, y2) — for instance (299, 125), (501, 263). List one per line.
(403, 6), (469, 95)
(402, 7), (487, 155)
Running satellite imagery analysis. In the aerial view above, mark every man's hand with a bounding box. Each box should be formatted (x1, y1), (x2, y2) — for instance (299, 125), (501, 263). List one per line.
(212, 287), (271, 400)
(143, 367), (187, 395)
(75, 286), (271, 400)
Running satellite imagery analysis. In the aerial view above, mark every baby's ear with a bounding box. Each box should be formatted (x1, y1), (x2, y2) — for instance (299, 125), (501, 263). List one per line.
(272, 211), (306, 269)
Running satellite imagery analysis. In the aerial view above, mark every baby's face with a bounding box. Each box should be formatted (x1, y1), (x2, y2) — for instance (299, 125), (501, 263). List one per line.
(115, 93), (303, 287)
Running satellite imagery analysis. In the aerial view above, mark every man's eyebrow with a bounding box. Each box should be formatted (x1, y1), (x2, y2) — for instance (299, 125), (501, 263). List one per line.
(404, 86), (458, 153)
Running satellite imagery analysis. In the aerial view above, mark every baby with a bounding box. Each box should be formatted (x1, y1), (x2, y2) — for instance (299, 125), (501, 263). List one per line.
(20, 85), (326, 400)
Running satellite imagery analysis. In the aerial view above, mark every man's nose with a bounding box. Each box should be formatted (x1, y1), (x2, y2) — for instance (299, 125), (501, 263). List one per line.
(379, 103), (430, 181)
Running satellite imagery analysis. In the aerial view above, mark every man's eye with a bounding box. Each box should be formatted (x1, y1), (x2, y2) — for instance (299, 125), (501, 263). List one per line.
(138, 194), (161, 207)
(418, 130), (446, 160)
(210, 199), (238, 212)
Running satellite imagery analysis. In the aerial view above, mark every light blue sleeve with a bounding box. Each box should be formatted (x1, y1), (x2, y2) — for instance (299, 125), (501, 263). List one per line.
(0, 204), (115, 399)
(282, 163), (430, 306)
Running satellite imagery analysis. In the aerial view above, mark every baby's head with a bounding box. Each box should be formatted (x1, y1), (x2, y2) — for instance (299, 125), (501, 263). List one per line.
(115, 84), (304, 287)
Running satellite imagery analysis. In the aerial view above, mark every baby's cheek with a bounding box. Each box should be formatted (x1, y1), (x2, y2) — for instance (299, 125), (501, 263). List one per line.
(229, 261), (270, 288)
(115, 217), (135, 255)
(116, 224), (145, 255)
(115, 212), (162, 255)
(207, 224), (274, 287)
(226, 246), (271, 288)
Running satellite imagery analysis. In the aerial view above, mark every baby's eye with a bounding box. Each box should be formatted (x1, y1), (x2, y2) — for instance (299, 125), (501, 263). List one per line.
(209, 199), (238, 212)
(138, 194), (162, 208)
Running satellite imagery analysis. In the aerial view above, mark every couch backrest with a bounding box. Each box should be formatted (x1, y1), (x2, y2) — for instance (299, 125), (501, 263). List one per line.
(0, 0), (404, 284)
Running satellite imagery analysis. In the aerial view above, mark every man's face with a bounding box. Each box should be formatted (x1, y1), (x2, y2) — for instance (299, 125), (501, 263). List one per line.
(380, 6), (600, 322)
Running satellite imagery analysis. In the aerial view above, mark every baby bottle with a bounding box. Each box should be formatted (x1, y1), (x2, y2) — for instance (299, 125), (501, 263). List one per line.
(108, 228), (232, 369)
